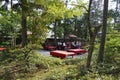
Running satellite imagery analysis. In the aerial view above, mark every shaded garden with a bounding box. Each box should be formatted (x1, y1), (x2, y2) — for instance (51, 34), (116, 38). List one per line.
(0, 0), (120, 79)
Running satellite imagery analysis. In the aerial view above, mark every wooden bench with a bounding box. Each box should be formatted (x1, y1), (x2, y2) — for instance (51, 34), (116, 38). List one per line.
(0, 47), (6, 51)
(50, 50), (76, 59)
(44, 45), (56, 51)
(67, 49), (87, 55)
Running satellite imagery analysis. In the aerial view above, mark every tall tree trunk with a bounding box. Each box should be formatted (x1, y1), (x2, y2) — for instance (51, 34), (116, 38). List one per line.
(97, 0), (109, 63)
(21, 0), (27, 47)
(63, 0), (68, 42)
(63, 20), (66, 42)
(86, 25), (101, 67)
(86, 0), (102, 67)
(10, 0), (14, 46)
(54, 20), (57, 46)
(114, 0), (119, 24)
(86, 0), (93, 68)
(87, 37), (95, 67)
(31, 17), (36, 44)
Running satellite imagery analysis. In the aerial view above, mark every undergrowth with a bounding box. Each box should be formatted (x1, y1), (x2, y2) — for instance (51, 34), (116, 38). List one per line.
(0, 42), (120, 80)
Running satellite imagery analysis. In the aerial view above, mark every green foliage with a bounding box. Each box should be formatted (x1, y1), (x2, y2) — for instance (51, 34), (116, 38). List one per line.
(115, 22), (120, 31)
(35, 0), (66, 21)
(45, 66), (77, 80)
(76, 63), (120, 80)
(45, 58), (87, 80)
(56, 26), (64, 38)
(63, 58), (86, 65)
(0, 0), (88, 46)
(28, 25), (48, 44)
(7, 44), (62, 69)
(72, 0), (88, 16)
(0, 9), (21, 46)
(0, 10), (21, 31)
(104, 30), (120, 63)
(29, 51), (62, 69)
(1, 48), (120, 80)
(107, 17), (114, 33)
(0, 46), (63, 79)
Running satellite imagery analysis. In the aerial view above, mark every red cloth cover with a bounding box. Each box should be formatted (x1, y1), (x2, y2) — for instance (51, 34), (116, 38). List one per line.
(44, 45), (56, 51)
(67, 49), (87, 54)
(50, 50), (75, 59)
(0, 48), (6, 51)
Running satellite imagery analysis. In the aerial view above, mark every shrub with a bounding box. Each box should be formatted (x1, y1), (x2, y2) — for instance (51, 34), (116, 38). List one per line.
(29, 51), (63, 70)
(63, 58), (82, 65)
(45, 65), (78, 80)
(0, 45), (63, 79)
(104, 31), (120, 64)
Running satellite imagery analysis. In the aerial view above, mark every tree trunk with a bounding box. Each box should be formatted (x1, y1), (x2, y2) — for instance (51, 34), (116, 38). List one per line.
(31, 17), (36, 44)
(63, 20), (66, 42)
(86, 0), (93, 68)
(86, 0), (103, 67)
(86, 36), (95, 67)
(86, 25), (101, 67)
(97, 0), (109, 63)
(21, 0), (27, 47)
(54, 20), (57, 46)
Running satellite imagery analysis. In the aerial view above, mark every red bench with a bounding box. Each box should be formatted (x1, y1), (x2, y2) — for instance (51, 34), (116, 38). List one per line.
(67, 49), (87, 55)
(50, 50), (76, 59)
(44, 45), (56, 51)
(0, 47), (6, 51)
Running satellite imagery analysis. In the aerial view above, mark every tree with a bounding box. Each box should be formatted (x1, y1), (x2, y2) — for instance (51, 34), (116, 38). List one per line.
(0, 0), (21, 46)
(86, 0), (102, 67)
(50, 0), (87, 40)
(97, 0), (109, 63)
(0, 0), (27, 47)
(20, 0), (27, 47)
(0, 0), (88, 48)
(86, 0), (93, 68)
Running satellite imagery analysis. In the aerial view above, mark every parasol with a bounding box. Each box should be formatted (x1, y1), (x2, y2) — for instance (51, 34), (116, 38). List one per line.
(69, 35), (77, 38)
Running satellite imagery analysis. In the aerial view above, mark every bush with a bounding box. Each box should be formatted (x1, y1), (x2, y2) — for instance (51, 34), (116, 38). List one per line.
(63, 58), (86, 65)
(0, 45), (63, 79)
(104, 31), (120, 64)
(45, 65), (78, 80)
(29, 51), (63, 69)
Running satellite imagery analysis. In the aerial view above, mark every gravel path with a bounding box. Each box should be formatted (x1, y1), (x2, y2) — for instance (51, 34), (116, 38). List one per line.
(39, 49), (50, 56)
